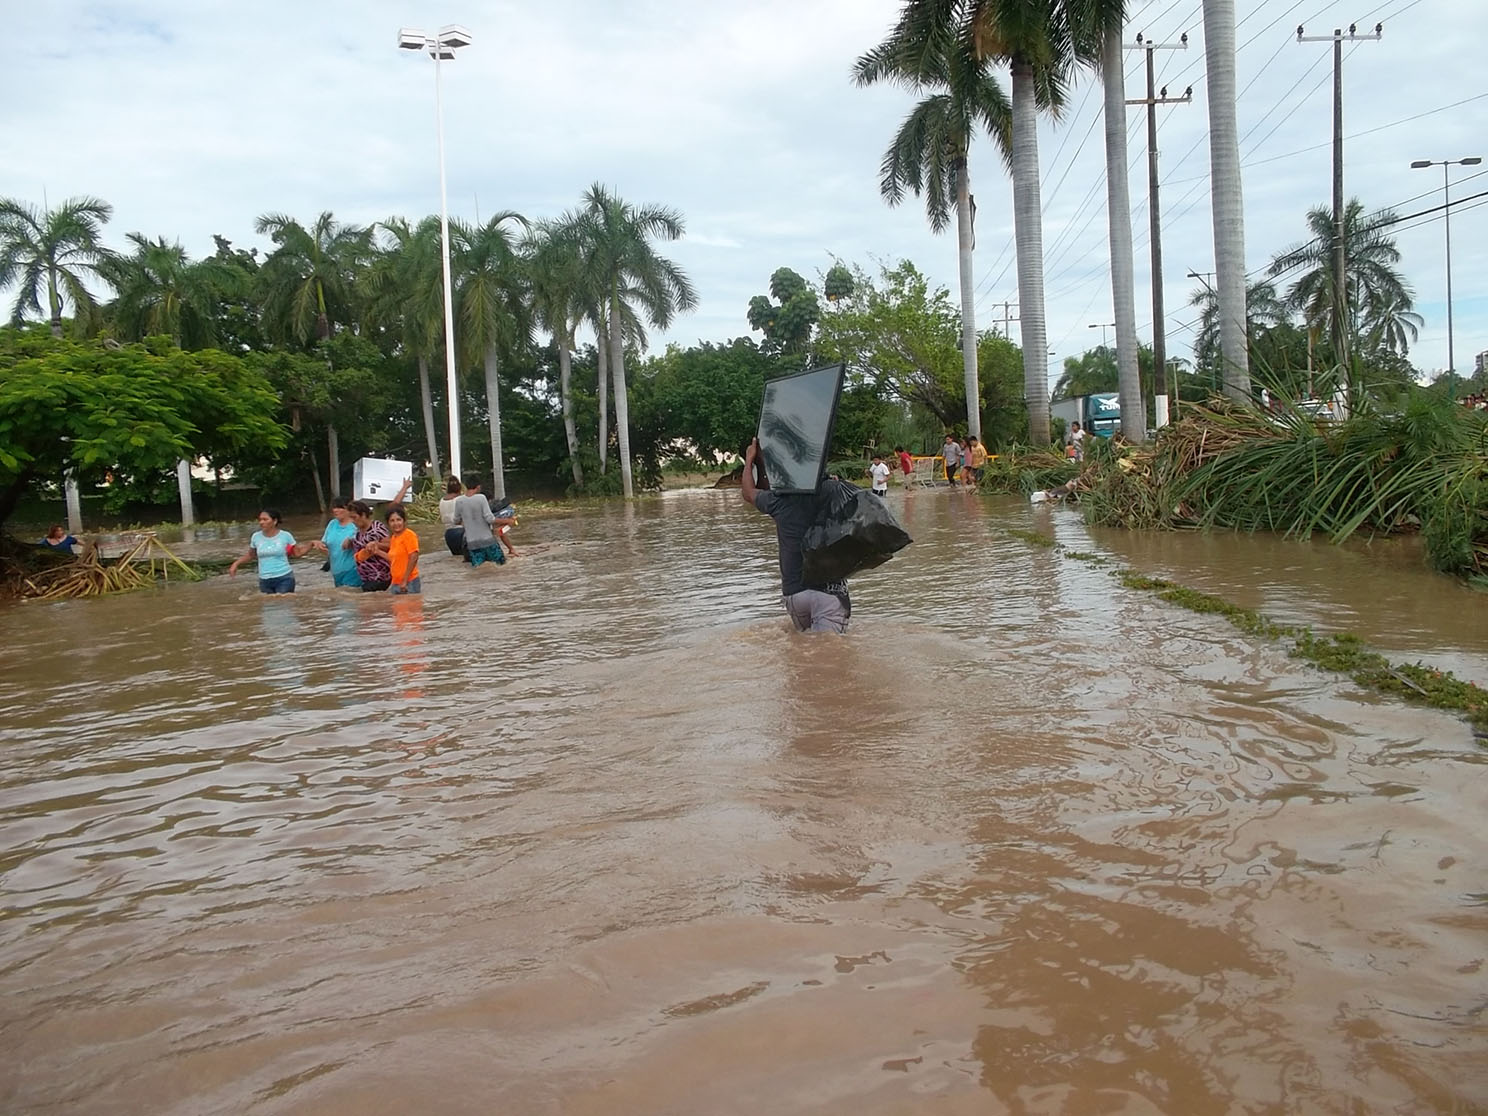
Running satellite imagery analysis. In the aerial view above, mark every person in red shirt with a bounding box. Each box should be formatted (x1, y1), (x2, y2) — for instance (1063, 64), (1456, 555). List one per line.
(895, 445), (912, 486)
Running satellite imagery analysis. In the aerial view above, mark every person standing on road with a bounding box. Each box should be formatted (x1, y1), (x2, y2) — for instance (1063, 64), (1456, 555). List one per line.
(740, 438), (849, 634)
(941, 433), (961, 486)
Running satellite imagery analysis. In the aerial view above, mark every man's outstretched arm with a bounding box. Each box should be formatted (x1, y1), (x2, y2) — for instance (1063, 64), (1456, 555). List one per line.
(740, 438), (761, 508)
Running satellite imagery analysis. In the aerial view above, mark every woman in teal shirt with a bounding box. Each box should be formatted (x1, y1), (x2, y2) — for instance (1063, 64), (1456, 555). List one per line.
(228, 509), (307, 594)
(312, 500), (362, 587)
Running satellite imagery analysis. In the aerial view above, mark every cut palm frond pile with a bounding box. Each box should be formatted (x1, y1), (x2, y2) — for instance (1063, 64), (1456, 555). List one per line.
(982, 448), (1080, 494)
(403, 478), (445, 524)
(1082, 395), (1488, 579)
(8, 534), (203, 601)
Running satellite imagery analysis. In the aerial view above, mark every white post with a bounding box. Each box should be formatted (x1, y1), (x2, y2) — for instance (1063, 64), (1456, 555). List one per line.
(64, 471), (83, 536)
(176, 458), (195, 527)
(1155, 394), (1170, 428)
(434, 48), (461, 480)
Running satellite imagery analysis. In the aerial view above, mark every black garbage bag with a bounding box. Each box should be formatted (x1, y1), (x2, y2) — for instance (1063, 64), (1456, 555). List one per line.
(801, 479), (912, 584)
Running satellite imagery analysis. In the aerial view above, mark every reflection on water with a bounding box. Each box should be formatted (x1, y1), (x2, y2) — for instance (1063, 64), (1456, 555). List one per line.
(1, 489), (1486, 1114)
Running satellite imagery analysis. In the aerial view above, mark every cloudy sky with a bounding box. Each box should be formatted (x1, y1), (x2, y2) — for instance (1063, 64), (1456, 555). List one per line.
(6, 0), (1485, 381)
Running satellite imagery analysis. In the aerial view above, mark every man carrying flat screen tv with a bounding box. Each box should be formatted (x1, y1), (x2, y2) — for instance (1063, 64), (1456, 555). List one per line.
(741, 437), (850, 634)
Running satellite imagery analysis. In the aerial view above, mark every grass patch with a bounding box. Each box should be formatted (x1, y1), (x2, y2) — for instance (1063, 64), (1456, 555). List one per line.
(1118, 569), (1488, 736)
(1005, 528), (1058, 548)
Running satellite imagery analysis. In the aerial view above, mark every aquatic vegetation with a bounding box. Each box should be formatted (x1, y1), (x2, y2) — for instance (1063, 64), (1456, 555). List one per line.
(1117, 569), (1488, 736)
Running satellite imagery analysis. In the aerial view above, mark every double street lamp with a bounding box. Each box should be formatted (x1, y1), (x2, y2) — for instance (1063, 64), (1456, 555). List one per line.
(1088, 322), (1116, 348)
(398, 24), (473, 479)
(1410, 155), (1481, 398)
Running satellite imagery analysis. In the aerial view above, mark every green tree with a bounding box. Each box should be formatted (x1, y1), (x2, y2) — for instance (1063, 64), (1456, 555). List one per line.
(854, 15), (1011, 441)
(0, 196), (114, 338)
(454, 212), (530, 497)
(0, 329), (285, 526)
(1268, 199), (1418, 365)
(572, 183), (697, 498)
(368, 216), (446, 480)
(1052, 346), (1119, 400)
(103, 234), (242, 349)
(746, 267), (821, 356)
(814, 260), (965, 427)
(254, 211), (372, 345)
(644, 338), (775, 458)
(529, 224), (588, 488)
(1190, 278), (1288, 387)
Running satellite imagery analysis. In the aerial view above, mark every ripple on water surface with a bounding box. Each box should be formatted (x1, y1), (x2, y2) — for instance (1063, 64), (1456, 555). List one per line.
(2, 489), (1486, 1114)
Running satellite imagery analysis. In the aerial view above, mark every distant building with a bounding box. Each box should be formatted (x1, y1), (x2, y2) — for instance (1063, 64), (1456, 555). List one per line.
(1476, 350), (1488, 377)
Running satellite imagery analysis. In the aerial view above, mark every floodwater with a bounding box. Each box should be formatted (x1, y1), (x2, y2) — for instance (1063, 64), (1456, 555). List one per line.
(2, 487), (1486, 1115)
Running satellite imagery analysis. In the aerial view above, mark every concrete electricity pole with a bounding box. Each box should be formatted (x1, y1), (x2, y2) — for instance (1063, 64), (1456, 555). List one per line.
(1296, 22), (1382, 407)
(1126, 32), (1191, 425)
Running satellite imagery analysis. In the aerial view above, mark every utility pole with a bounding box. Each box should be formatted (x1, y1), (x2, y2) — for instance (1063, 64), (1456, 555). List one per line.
(1127, 32), (1191, 425)
(997, 299), (1020, 339)
(1297, 22), (1383, 407)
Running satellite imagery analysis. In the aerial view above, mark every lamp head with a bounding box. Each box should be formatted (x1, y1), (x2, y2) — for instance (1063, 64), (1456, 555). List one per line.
(1462, 157), (1483, 166)
(437, 24), (473, 49)
(1410, 160), (1432, 169)
(397, 28), (427, 50)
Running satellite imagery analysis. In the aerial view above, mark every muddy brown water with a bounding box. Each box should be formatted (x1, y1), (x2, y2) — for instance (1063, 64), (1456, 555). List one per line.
(3, 488), (1486, 1114)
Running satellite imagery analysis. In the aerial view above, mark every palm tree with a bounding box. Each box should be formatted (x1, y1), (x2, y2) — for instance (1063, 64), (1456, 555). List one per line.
(571, 184), (697, 498)
(368, 217), (446, 482)
(254, 211), (371, 344)
(1201, 0), (1251, 400)
(256, 210), (374, 498)
(853, 9), (1012, 440)
(105, 234), (238, 349)
(966, 1), (1075, 444)
(1268, 200), (1416, 359)
(529, 224), (588, 488)
(1093, 8), (1145, 442)
(1189, 278), (1286, 383)
(1359, 289), (1422, 358)
(454, 212), (530, 498)
(0, 195), (114, 337)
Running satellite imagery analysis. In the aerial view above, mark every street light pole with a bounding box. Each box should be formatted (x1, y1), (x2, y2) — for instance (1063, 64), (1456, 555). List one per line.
(399, 24), (472, 480)
(1088, 322), (1116, 348)
(1411, 156), (1481, 400)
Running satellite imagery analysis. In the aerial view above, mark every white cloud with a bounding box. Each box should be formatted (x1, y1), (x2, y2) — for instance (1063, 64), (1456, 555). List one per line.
(3, 0), (1486, 376)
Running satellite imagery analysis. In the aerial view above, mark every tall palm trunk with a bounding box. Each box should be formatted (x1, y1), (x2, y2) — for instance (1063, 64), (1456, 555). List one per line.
(596, 324), (610, 474)
(327, 425), (340, 499)
(483, 344), (506, 498)
(608, 303), (635, 498)
(954, 159), (982, 439)
(1011, 59), (1050, 444)
(48, 269), (62, 338)
(175, 458), (195, 527)
(417, 354), (443, 481)
(1102, 27), (1145, 442)
(1202, 0), (1251, 400)
(558, 341), (584, 487)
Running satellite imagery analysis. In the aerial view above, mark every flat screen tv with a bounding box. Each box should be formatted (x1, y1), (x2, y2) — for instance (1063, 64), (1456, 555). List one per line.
(757, 363), (845, 493)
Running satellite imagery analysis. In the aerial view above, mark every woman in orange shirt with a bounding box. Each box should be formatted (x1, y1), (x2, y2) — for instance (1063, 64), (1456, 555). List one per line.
(358, 505), (422, 594)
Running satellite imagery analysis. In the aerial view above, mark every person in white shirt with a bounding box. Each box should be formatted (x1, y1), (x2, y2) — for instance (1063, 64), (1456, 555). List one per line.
(439, 476), (465, 555)
(869, 453), (890, 497)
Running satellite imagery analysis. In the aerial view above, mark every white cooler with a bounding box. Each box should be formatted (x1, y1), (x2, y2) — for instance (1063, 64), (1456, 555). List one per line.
(352, 457), (413, 502)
